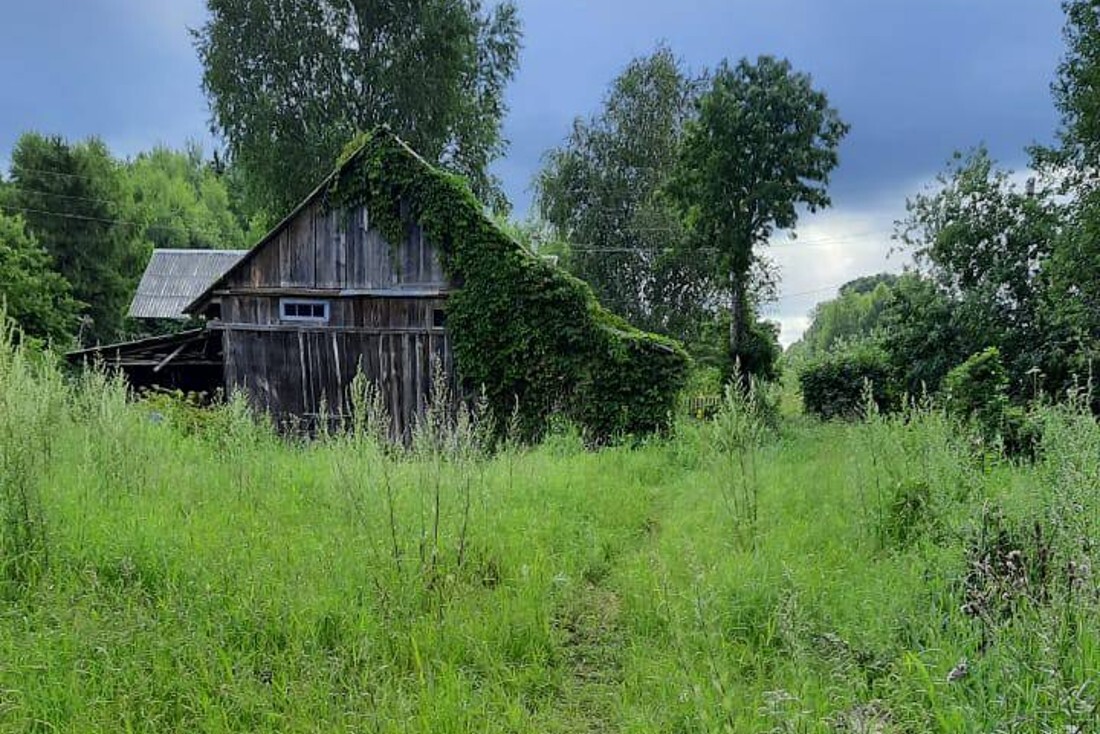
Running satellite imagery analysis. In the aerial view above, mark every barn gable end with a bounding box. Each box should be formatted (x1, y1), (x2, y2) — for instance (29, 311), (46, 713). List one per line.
(180, 137), (460, 437)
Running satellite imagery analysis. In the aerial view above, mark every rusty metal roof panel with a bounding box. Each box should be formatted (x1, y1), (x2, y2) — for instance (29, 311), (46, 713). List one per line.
(129, 249), (248, 319)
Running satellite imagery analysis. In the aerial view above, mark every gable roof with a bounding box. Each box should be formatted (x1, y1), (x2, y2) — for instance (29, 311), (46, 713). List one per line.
(129, 249), (248, 319)
(183, 128), (440, 316)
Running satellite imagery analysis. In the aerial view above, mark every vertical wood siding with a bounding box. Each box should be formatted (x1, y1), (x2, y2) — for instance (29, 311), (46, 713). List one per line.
(215, 191), (455, 436)
(222, 323), (453, 439)
(225, 200), (447, 292)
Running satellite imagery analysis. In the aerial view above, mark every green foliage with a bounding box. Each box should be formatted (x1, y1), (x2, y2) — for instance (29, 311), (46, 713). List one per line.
(943, 347), (1009, 425)
(880, 478), (935, 549)
(669, 55), (848, 373)
(878, 271), (968, 397)
(798, 343), (896, 420)
(0, 213), (80, 345)
(7, 325), (1100, 729)
(689, 310), (781, 383)
(124, 144), (251, 251)
(788, 274), (896, 362)
(733, 317), (782, 383)
(1048, 0), (1100, 174)
(942, 347), (1039, 456)
(7, 133), (145, 345)
(839, 272), (899, 296)
(535, 46), (713, 338)
(195, 0), (522, 217)
(898, 148), (1060, 398)
(3, 134), (256, 344)
(328, 130), (689, 442)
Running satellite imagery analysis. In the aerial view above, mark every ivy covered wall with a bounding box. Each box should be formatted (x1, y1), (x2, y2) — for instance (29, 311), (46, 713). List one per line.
(327, 129), (689, 442)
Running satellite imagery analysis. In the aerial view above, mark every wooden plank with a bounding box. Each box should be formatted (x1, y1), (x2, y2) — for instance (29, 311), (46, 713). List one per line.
(314, 206), (345, 289)
(280, 202), (316, 287)
(211, 323), (445, 335)
(331, 332), (344, 415)
(402, 332), (413, 437)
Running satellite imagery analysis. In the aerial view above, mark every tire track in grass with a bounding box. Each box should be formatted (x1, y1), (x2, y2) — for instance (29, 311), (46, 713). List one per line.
(547, 472), (668, 733)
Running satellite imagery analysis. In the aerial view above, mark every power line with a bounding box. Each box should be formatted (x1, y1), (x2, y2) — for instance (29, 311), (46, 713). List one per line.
(0, 203), (218, 239)
(562, 234), (889, 254)
(544, 227), (889, 252)
(10, 187), (131, 210)
(768, 283), (848, 302)
(8, 166), (119, 185)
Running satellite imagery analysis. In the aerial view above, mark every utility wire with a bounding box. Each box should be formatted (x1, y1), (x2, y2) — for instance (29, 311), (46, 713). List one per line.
(0, 203), (217, 239)
(544, 228), (889, 251)
(767, 283), (849, 302)
(9, 187), (134, 210)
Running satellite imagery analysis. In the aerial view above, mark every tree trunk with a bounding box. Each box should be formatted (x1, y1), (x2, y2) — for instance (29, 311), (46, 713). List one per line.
(730, 272), (744, 367)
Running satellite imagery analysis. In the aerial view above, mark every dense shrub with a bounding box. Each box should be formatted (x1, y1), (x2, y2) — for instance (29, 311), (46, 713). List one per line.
(945, 348), (1042, 456)
(943, 347), (1009, 426)
(798, 344), (896, 420)
(327, 130), (689, 442)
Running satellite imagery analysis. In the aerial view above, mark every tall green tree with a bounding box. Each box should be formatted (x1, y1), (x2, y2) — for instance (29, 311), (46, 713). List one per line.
(898, 148), (1061, 394)
(194, 0), (522, 217)
(124, 144), (254, 251)
(877, 272), (969, 397)
(535, 46), (712, 337)
(7, 134), (145, 345)
(0, 213), (81, 344)
(669, 56), (848, 374)
(1048, 0), (1100, 177)
(1035, 1), (1100, 388)
(787, 273), (897, 362)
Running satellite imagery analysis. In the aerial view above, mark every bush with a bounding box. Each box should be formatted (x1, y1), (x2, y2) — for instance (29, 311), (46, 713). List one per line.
(798, 344), (896, 420)
(944, 348), (1043, 457)
(943, 348), (1009, 425)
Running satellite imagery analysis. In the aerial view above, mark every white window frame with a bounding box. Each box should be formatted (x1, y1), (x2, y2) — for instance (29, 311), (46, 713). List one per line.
(280, 298), (330, 323)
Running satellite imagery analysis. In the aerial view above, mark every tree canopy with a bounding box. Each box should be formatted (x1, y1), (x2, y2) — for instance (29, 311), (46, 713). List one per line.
(535, 46), (711, 338)
(1, 133), (255, 345)
(0, 213), (80, 345)
(669, 56), (848, 375)
(6, 134), (144, 345)
(195, 0), (522, 218)
(125, 145), (258, 252)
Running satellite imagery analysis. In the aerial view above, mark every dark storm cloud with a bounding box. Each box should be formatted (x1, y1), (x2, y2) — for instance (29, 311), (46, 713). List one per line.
(0, 0), (209, 165)
(500, 0), (1066, 213)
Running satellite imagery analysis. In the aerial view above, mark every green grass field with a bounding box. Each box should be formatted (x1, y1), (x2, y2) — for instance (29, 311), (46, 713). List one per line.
(2, 327), (1099, 732)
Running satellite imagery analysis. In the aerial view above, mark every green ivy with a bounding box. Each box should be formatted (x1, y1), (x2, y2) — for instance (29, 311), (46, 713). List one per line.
(325, 129), (689, 442)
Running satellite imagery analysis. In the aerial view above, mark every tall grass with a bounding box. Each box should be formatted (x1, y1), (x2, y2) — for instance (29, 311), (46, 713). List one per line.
(2, 323), (1100, 731)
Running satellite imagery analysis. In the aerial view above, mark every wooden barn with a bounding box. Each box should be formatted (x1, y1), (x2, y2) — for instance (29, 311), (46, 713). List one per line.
(73, 143), (458, 436)
(186, 170), (456, 437)
(70, 129), (689, 441)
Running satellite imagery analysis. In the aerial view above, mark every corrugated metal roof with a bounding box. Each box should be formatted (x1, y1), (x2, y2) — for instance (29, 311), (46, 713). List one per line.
(129, 249), (248, 319)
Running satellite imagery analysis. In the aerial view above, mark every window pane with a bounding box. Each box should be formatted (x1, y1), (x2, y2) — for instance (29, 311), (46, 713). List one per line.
(281, 299), (329, 321)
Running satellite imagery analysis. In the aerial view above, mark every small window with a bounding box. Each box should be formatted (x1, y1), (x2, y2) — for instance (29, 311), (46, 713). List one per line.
(280, 298), (330, 323)
(433, 309), (447, 329)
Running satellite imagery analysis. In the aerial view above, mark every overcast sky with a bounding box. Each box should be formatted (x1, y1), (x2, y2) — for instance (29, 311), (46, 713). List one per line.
(0, 1), (1068, 345)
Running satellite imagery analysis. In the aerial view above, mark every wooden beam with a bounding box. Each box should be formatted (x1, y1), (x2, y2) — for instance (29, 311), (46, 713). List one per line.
(209, 287), (450, 299)
(152, 342), (190, 373)
(208, 322), (446, 336)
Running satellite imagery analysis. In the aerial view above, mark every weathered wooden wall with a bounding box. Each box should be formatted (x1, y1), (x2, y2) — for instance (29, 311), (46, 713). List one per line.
(219, 313), (453, 438)
(222, 200), (447, 292)
(212, 196), (456, 437)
